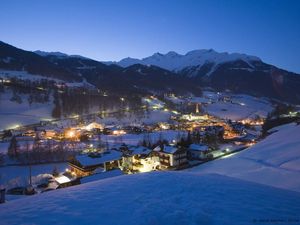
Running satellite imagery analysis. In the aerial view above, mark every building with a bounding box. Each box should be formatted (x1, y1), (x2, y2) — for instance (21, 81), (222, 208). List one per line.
(153, 145), (188, 169)
(121, 145), (153, 173)
(187, 144), (211, 160)
(69, 150), (122, 177)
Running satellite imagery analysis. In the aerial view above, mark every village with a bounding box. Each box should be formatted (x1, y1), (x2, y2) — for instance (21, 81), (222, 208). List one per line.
(0, 90), (270, 199)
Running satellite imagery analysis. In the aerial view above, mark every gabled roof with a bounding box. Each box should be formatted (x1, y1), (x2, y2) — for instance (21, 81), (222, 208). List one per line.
(129, 146), (151, 156)
(189, 144), (209, 152)
(76, 150), (122, 167)
(163, 145), (179, 154)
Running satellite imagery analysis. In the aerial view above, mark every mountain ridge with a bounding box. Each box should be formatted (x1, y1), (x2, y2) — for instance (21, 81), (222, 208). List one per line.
(106, 49), (261, 72)
(1, 40), (300, 103)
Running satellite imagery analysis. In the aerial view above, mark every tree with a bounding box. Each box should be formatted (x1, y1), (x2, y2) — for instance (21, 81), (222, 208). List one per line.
(52, 166), (59, 177)
(0, 153), (4, 166)
(52, 90), (61, 118)
(8, 136), (19, 159)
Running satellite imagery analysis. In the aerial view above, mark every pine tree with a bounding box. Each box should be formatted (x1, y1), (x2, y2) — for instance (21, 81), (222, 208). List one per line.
(8, 136), (19, 159)
(52, 90), (61, 118)
(52, 166), (59, 177)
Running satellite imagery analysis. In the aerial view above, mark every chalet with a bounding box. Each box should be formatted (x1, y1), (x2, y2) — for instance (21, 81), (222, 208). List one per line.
(69, 150), (122, 177)
(84, 122), (104, 131)
(232, 133), (257, 145)
(121, 146), (152, 172)
(153, 145), (188, 169)
(187, 144), (211, 160)
(54, 174), (79, 188)
(103, 126), (126, 135)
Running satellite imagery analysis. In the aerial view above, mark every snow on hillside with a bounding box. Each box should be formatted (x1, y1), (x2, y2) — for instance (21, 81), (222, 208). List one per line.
(0, 172), (299, 225)
(0, 89), (54, 130)
(188, 123), (300, 192)
(101, 130), (186, 146)
(113, 49), (261, 71)
(0, 70), (95, 88)
(192, 92), (273, 120)
(0, 162), (67, 188)
(98, 110), (172, 125)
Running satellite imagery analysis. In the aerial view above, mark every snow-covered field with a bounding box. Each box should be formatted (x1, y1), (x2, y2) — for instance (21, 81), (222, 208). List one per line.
(0, 172), (299, 225)
(193, 92), (274, 120)
(0, 162), (67, 188)
(188, 123), (300, 192)
(0, 90), (53, 130)
(101, 130), (186, 146)
(98, 110), (172, 125)
(0, 123), (300, 224)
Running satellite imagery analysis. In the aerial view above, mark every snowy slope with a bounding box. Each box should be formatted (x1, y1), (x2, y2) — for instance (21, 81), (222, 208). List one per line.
(0, 172), (300, 225)
(113, 49), (261, 71)
(188, 123), (300, 192)
(0, 89), (54, 130)
(202, 94), (273, 120)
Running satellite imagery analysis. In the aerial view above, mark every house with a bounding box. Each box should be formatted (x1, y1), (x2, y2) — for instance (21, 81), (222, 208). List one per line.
(153, 145), (188, 169)
(84, 122), (104, 131)
(232, 133), (257, 145)
(54, 174), (79, 188)
(187, 144), (211, 160)
(103, 126), (126, 135)
(121, 145), (153, 172)
(68, 150), (122, 177)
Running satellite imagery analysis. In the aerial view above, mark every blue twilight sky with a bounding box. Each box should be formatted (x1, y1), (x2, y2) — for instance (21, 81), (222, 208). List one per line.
(0, 0), (300, 73)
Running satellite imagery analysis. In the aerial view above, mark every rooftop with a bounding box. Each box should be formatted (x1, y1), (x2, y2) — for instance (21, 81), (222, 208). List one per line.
(76, 150), (122, 167)
(189, 144), (209, 151)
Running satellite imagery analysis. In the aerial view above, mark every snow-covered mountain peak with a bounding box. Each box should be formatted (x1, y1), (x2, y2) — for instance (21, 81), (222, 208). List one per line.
(113, 49), (261, 71)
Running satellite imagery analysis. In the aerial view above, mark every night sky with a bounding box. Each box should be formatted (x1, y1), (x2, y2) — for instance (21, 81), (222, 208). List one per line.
(1, 0), (299, 73)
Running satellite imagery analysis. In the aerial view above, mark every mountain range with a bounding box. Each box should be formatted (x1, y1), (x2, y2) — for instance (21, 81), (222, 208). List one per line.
(1, 40), (300, 103)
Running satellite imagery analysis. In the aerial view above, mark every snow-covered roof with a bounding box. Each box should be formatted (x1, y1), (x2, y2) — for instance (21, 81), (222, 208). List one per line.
(129, 146), (151, 156)
(163, 145), (178, 154)
(153, 146), (162, 152)
(55, 175), (72, 184)
(189, 144), (209, 151)
(76, 150), (122, 167)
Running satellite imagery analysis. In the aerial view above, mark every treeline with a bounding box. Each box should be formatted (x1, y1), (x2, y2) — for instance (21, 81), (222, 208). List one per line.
(1, 78), (54, 105)
(262, 104), (300, 135)
(52, 89), (147, 119)
(7, 136), (77, 165)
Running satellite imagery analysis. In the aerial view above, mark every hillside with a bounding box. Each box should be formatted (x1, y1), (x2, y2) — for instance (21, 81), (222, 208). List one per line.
(189, 123), (300, 192)
(0, 172), (300, 225)
(0, 41), (201, 95)
(0, 41), (81, 82)
(111, 50), (300, 103)
(1, 41), (300, 103)
(1, 123), (300, 224)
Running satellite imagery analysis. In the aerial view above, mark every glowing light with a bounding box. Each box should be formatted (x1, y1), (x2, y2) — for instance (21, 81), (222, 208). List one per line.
(68, 130), (75, 138)
(112, 130), (126, 135)
(55, 175), (71, 184)
(7, 124), (20, 130)
(222, 152), (238, 159)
